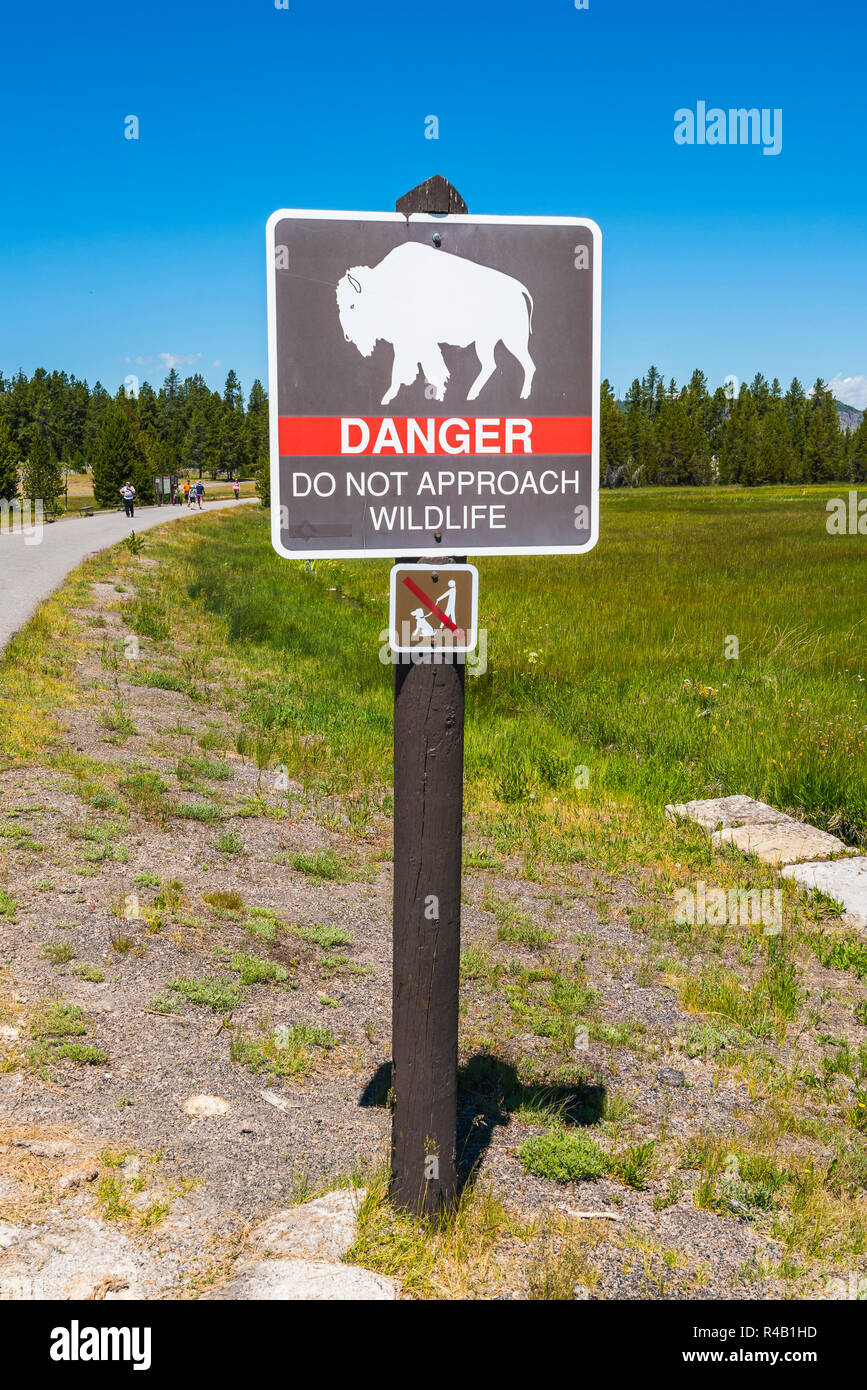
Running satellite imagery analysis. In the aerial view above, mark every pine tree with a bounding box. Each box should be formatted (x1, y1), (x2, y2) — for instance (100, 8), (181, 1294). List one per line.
(784, 379), (808, 482)
(91, 405), (149, 508)
(256, 455), (270, 508)
(850, 412), (867, 483)
(804, 380), (842, 482)
(21, 426), (63, 513)
(0, 415), (19, 502)
(214, 409), (247, 481)
(182, 411), (209, 479)
(757, 402), (793, 485)
(600, 380), (628, 484)
(246, 379), (269, 482)
(223, 370), (243, 412)
(84, 382), (111, 460)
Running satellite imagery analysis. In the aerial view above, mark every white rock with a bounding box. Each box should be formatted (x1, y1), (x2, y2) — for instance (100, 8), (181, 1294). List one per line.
(59, 1168), (99, 1191)
(10, 1138), (77, 1158)
(711, 820), (849, 866)
(257, 1089), (300, 1113)
(247, 1188), (366, 1262)
(781, 857), (867, 930)
(184, 1095), (229, 1117)
(666, 795), (851, 865)
(0, 1221), (21, 1250)
(202, 1257), (397, 1301)
(666, 796), (790, 831)
(0, 1214), (177, 1300)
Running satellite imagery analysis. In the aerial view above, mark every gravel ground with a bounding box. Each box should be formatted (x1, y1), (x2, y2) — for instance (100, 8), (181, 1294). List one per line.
(0, 557), (864, 1300)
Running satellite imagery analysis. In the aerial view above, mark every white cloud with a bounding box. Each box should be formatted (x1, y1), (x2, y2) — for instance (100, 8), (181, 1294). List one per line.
(158, 351), (202, 371)
(825, 373), (867, 410)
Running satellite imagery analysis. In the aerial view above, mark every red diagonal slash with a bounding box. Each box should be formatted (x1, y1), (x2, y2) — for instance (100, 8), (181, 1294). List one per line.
(401, 575), (458, 631)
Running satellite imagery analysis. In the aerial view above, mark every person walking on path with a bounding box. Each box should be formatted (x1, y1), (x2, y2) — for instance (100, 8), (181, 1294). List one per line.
(232, 479), (240, 500)
(183, 480), (190, 506)
(195, 480), (205, 509)
(119, 482), (136, 518)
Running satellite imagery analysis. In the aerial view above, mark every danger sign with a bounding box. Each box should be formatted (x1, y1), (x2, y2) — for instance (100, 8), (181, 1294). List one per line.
(266, 208), (600, 558)
(389, 563), (478, 655)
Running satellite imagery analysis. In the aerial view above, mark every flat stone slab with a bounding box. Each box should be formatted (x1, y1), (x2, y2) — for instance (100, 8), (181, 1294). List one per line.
(711, 820), (850, 866)
(780, 857), (867, 930)
(202, 1257), (398, 1301)
(247, 1188), (366, 1262)
(667, 795), (850, 865)
(666, 795), (791, 832)
(0, 1213), (181, 1299)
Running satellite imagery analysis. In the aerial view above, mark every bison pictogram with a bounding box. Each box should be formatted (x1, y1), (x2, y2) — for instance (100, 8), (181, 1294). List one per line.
(336, 242), (535, 406)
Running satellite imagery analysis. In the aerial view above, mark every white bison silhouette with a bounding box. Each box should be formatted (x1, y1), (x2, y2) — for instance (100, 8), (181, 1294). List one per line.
(336, 242), (535, 406)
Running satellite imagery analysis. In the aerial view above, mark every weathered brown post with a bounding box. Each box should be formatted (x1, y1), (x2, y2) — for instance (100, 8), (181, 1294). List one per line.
(390, 176), (468, 1216)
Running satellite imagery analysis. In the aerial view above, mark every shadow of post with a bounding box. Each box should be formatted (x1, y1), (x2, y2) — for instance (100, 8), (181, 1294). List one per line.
(359, 1053), (606, 1198)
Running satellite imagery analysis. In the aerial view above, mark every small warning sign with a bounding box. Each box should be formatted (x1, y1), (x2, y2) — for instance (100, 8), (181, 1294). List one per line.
(389, 564), (478, 654)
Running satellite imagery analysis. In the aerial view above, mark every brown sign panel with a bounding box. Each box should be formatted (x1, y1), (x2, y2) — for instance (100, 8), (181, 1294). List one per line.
(389, 564), (478, 654)
(266, 209), (601, 559)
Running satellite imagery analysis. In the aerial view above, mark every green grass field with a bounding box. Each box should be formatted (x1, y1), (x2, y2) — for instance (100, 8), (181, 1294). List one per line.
(155, 483), (866, 846)
(2, 481), (866, 1298)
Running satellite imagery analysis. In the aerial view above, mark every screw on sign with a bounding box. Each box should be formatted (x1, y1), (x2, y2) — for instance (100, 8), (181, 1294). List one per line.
(266, 175), (601, 1215)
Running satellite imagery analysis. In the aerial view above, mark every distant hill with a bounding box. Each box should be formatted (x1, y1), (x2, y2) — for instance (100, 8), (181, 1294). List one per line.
(835, 400), (863, 433)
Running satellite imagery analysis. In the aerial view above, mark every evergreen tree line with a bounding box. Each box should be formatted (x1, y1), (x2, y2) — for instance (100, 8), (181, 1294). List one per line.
(601, 367), (867, 487)
(0, 366), (269, 510)
(3, 361), (864, 510)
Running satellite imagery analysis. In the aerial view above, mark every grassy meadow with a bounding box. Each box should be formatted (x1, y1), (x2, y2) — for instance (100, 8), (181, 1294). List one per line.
(2, 482), (867, 1298)
(155, 483), (866, 846)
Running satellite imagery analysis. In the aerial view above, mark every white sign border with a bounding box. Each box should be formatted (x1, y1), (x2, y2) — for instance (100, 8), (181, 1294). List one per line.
(266, 208), (601, 561)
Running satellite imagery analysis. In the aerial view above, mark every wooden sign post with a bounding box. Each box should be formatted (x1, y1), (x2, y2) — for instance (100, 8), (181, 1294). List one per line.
(389, 178), (468, 1218)
(265, 183), (600, 1217)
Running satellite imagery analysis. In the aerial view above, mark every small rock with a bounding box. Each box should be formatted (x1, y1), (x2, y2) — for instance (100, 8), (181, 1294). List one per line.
(60, 1168), (99, 1191)
(184, 1095), (229, 1118)
(122, 1156), (142, 1179)
(0, 1222), (21, 1250)
(257, 1089), (300, 1113)
(247, 1188), (366, 1262)
(0, 1025), (21, 1043)
(202, 1257), (397, 1301)
(656, 1068), (686, 1089)
(64, 1273), (130, 1300)
(239, 1124), (255, 1135)
(11, 1139), (77, 1158)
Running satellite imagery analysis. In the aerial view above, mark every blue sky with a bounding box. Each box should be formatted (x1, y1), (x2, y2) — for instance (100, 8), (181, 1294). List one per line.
(1, 0), (865, 406)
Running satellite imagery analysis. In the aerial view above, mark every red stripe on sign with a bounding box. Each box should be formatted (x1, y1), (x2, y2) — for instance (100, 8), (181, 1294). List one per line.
(278, 416), (591, 456)
(401, 575), (458, 632)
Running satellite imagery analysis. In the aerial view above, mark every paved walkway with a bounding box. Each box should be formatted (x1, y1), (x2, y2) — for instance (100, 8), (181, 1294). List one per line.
(0, 498), (258, 655)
